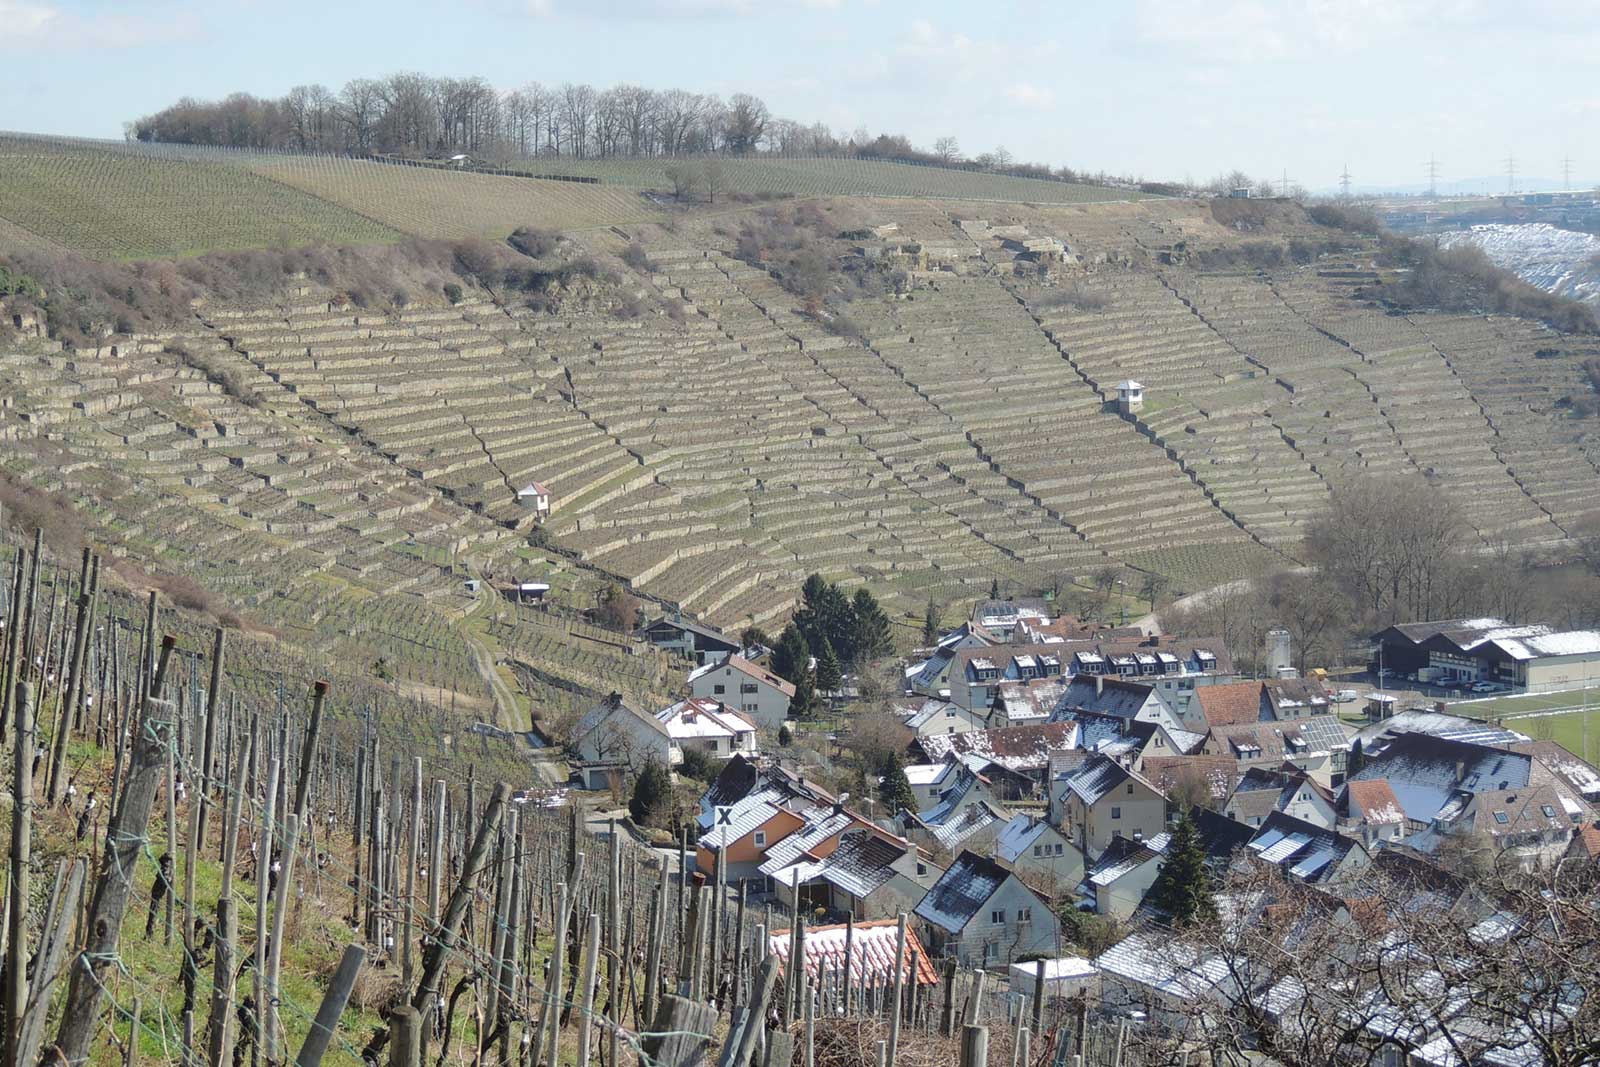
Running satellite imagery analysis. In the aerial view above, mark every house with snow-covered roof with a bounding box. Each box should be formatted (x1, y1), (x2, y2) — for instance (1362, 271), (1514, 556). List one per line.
(1347, 732), (1534, 832)
(914, 721), (1083, 798)
(1049, 754), (1167, 859)
(1336, 779), (1407, 847)
(913, 850), (1061, 967)
(902, 698), (988, 740)
(688, 654), (795, 728)
(1244, 811), (1370, 885)
(1050, 675), (1188, 736)
(765, 824), (941, 920)
(1222, 766), (1338, 830)
(1200, 714), (1352, 786)
(995, 813), (1084, 895)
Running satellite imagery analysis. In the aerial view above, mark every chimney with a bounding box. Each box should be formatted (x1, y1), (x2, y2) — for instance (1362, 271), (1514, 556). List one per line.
(1095, 674), (1104, 697)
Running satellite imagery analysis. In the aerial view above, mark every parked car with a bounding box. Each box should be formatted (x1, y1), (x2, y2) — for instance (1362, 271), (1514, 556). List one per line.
(1468, 681), (1502, 693)
(1332, 688), (1360, 703)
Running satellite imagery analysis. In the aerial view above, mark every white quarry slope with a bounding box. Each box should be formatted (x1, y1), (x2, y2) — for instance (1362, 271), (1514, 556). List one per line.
(1439, 223), (1600, 303)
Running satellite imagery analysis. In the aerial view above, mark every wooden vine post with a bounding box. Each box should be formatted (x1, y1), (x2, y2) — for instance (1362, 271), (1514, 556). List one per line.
(51, 697), (175, 1064)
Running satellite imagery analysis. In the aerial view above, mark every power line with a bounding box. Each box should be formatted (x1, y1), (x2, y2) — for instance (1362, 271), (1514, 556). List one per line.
(1339, 165), (1352, 199)
(1504, 154), (1517, 195)
(1563, 154), (1574, 192)
(1424, 155), (1440, 199)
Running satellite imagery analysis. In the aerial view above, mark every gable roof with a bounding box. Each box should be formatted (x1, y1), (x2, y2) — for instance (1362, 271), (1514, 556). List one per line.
(641, 614), (740, 648)
(774, 828), (910, 899)
(1054, 676), (1162, 720)
(702, 753), (761, 810)
(914, 850), (1038, 933)
(1189, 808), (1257, 862)
(1343, 779), (1406, 826)
(916, 721), (1080, 774)
(1446, 781), (1591, 838)
(656, 698), (757, 740)
(1085, 832), (1170, 888)
(573, 693), (669, 744)
(1058, 754), (1161, 806)
(1353, 733), (1532, 823)
(689, 654), (797, 699)
(1509, 740), (1600, 802)
(995, 813), (1063, 863)
(1246, 811), (1366, 883)
(1208, 715), (1350, 763)
(905, 699), (980, 730)
(1142, 755), (1246, 804)
(1567, 825), (1600, 862)
(1196, 681), (1269, 727)
(768, 918), (939, 986)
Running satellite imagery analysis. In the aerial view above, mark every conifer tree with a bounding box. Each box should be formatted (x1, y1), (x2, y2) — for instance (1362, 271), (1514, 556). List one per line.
(791, 669), (818, 720)
(850, 587), (893, 661)
(815, 637), (843, 694)
(878, 752), (917, 814)
(771, 622), (811, 687)
(922, 599), (942, 646)
(1346, 738), (1366, 778)
(1146, 809), (1215, 925)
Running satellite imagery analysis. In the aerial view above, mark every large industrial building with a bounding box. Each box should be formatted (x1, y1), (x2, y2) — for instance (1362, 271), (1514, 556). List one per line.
(1370, 617), (1600, 694)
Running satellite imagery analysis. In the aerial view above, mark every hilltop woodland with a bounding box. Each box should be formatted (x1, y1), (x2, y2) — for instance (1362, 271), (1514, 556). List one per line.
(128, 72), (1304, 197)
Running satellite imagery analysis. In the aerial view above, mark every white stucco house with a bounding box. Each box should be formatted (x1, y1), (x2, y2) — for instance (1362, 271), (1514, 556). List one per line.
(688, 654), (796, 729)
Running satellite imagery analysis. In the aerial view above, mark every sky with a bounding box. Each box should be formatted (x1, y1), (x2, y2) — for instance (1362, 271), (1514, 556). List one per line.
(3, 0), (1598, 193)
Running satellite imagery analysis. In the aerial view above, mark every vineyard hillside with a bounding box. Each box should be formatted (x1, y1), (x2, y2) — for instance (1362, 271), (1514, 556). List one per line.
(3, 145), (1600, 739)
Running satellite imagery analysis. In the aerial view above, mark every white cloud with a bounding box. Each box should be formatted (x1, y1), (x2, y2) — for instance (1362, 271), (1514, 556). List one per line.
(1003, 83), (1056, 111)
(0, 1), (202, 50)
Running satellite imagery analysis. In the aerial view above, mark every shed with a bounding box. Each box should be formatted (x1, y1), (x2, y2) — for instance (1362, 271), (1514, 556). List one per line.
(1009, 957), (1099, 1001)
(1115, 380), (1144, 415)
(516, 481), (552, 516)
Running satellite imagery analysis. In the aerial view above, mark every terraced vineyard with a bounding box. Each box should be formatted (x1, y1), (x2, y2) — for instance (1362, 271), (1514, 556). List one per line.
(5, 180), (1599, 722)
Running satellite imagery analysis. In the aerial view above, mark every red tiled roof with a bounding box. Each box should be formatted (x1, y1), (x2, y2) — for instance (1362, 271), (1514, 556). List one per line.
(768, 918), (940, 985)
(1570, 825), (1600, 861)
(1345, 779), (1405, 824)
(1196, 682), (1266, 727)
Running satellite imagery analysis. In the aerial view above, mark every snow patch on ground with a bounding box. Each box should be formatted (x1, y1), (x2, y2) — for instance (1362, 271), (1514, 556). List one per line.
(1438, 223), (1600, 304)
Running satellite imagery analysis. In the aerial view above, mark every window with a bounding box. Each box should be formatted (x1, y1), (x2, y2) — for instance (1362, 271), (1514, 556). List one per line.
(1111, 806), (1122, 819)
(1127, 783), (1135, 794)
(708, 740), (718, 752)
(1033, 845), (1043, 857)
(713, 684), (726, 695)
(1541, 804), (1556, 818)
(753, 831), (767, 848)
(1018, 907), (1032, 924)
(741, 683), (758, 694)
(1055, 843), (1065, 855)
(990, 909), (1006, 925)
(1493, 811), (1510, 825)
(917, 863), (927, 876)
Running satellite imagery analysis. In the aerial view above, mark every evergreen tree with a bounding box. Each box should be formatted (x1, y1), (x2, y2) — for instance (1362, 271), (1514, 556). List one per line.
(1347, 738), (1366, 778)
(771, 623), (811, 687)
(850, 588), (894, 662)
(989, 577), (1000, 599)
(922, 599), (942, 646)
(740, 626), (770, 652)
(791, 669), (818, 720)
(1146, 809), (1215, 925)
(878, 752), (917, 814)
(777, 723), (793, 747)
(794, 573), (856, 662)
(815, 637), (843, 694)
(628, 759), (672, 827)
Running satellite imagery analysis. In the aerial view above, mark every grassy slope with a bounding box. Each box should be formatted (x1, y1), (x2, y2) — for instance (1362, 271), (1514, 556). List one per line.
(511, 155), (1154, 204)
(0, 150), (400, 259)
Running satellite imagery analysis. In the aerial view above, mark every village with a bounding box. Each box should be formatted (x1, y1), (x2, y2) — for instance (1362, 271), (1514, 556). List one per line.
(546, 590), (1600, 1062)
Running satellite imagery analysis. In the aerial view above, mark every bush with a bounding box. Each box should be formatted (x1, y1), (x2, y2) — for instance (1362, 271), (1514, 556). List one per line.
(629, 759), (672, 827)
(1034, 284), (1107, 312)
(508, 227), (561, 259)
(165, 343), (263, 409)
(677, 746), (720, 782)
(442, 282), (463, 304)
(1366, 237), (1598, 334)
(621, 242), (655, 273)
(1307, 201), (1382, 234)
